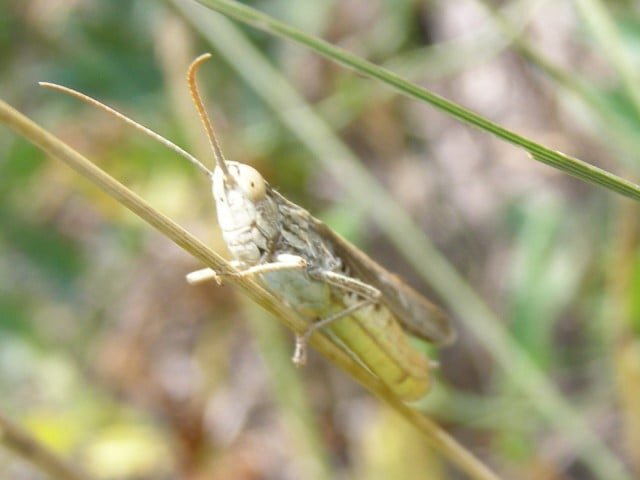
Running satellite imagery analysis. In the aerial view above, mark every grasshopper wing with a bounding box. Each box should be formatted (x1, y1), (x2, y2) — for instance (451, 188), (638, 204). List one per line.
(313, 219), (456, 346)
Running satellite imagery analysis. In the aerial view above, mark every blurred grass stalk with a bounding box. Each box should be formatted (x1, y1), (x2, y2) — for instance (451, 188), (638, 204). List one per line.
(497, 197), (588, 467)
(573, 0), (640, 119)
(180, 1), (635, 478)
(608, 198), (640, 477)
(0, 412), (90, 480)
(475, 1), (640, 471)
(241, 301), (334, 480)
(0, 100), (500, 480)
(478, 0), (640, 470)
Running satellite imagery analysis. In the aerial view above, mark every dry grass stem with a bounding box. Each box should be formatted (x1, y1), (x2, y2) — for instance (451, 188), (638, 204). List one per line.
(0, 99), (500, 480)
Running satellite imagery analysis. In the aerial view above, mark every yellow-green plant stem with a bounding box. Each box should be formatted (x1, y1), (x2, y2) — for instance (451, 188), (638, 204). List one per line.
(0, 412), (90, 480)
(0, 100), (500, 480)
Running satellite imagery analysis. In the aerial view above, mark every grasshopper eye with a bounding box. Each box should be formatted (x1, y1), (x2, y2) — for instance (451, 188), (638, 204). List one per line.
(238, 166), (266, 201)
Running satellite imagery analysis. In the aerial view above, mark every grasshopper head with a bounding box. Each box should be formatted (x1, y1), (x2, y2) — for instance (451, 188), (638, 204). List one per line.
(212, 161), (279, 265)
(184, 54), (279, 265)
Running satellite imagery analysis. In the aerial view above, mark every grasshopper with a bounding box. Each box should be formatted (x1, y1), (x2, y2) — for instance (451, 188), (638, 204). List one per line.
(41, 54), (455, 401)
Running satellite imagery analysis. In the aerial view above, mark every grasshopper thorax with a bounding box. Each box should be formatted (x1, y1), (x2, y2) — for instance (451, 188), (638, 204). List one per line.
(212, 161), (279, 266)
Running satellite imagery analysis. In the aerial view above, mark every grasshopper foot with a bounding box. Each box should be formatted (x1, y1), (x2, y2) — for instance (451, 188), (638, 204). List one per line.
(292, 334), (310, 366)
(186, 268), (224, 285)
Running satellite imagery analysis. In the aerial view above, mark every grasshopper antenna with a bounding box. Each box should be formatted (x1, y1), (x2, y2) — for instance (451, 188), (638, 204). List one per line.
(186, 53), (232, 182)
(39, 81), (213, 178)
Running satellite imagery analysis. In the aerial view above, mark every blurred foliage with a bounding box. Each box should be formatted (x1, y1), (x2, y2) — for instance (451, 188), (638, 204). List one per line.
(2, 0), (640, 479)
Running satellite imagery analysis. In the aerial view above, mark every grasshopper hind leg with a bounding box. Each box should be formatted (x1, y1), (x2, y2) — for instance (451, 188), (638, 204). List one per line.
(309, 269), (381, 302)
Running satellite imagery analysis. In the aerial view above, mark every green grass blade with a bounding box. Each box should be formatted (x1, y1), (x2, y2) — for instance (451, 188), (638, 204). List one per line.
(195, 0), (640, 203)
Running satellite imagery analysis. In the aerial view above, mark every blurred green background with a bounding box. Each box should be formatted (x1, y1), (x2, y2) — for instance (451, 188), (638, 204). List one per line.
(2, 0), (640, 479)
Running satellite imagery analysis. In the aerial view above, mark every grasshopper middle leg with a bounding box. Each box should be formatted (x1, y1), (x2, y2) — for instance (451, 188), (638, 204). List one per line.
(187, 258), (385, 367)
(293, 269), (383, 365)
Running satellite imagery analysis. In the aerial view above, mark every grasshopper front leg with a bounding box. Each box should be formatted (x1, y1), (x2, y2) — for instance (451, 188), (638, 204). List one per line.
(186, 254), (308, 285)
